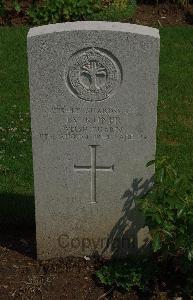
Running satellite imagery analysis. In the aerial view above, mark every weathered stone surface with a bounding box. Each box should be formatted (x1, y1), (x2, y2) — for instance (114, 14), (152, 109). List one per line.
(28, 21), (160, 260)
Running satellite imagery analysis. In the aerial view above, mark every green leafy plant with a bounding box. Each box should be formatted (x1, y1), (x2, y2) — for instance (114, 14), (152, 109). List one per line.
(138, 156), (193, 262)
(97, 157), (193, 296)
(12, 1), (21, 13)
(96, 257), (156, 292)
(27, 0), (136, 25)
(91, 0), (136, 22)
(27, 0), (101, 25)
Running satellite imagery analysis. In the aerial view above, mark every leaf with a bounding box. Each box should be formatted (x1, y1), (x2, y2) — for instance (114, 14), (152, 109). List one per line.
(13, 1), (21, 13)
(188, 250), (193, 261)
(174, 177), (182, 186)
(152, 233), (161, 252)
(177, 207), (185, 218)
(162, 229), (173, 237)
(154, 214), (162, 224)
(160, 168), (165, 183)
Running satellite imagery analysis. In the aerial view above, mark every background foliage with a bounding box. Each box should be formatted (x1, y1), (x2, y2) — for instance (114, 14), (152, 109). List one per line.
(27, 0), (136, 24)
(97, 158), (193, 296)
(138, 157), (193, 261)
(0, 0), (136, 23)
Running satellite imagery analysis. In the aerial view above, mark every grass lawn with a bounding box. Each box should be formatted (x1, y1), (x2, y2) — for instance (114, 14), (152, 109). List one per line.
(0, 26), (193, 225)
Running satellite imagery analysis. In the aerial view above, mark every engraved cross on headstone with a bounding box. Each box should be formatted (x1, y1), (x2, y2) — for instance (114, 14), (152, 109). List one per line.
(74, 145), (114, 203)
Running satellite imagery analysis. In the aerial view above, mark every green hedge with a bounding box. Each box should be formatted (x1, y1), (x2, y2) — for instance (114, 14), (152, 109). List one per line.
(0, 0), (137, 24)
(27, 0), (136, 25)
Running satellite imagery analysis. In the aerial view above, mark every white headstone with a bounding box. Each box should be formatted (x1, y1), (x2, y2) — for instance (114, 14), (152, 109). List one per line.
(28, 21), (160, 260)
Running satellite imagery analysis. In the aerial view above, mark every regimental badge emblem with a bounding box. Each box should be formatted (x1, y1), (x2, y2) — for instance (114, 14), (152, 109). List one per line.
(66, 47), (122, 102)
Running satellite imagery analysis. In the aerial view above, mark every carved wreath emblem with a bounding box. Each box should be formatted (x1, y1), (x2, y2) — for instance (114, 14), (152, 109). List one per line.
(67, 47), (122, 101)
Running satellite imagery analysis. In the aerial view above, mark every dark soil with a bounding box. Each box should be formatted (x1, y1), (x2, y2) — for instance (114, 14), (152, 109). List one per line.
(134, 3), (193, 27)
(0, 225), (182, 299)
(0, 226), (143, 299)
(0, 0), (31, 26)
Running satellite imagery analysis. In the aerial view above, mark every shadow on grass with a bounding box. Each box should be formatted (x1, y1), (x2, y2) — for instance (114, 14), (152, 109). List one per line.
(0, 193), (36, 259)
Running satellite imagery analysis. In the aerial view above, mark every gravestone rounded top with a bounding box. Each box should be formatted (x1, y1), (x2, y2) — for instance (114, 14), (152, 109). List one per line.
(28, 21), (159, 39)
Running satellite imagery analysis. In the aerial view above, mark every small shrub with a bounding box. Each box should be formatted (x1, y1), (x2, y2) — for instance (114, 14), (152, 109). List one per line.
(97, 157), (193, 296)
(27, 0), (136, 25)
(138, 157), (193, 262)
(27, 0), (101, 25)
(91, 0), (136, 22)
(96, 257), (156, 292)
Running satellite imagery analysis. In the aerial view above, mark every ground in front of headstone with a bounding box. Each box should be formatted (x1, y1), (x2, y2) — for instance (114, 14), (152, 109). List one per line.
(0, 228), (172, 300)
(0, 236), (137, 299)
